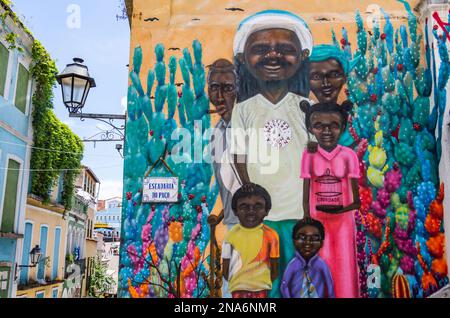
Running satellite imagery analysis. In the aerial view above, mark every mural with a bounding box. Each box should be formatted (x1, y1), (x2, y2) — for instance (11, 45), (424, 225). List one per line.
(120, 0), (449, 298)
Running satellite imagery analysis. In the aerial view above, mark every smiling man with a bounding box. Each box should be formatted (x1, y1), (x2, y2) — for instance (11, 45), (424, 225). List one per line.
(230, 10), (314, 297)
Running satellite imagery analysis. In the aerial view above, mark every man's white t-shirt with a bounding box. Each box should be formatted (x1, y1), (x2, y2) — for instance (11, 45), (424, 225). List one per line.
(230, 92), (312, 221)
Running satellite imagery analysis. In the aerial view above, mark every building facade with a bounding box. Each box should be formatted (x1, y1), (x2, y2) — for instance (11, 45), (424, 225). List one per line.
(16, 178), (68, 298)
(94, 197), (121, 242)
(0, 2), (35, 299)
(62, 166), (100, 298)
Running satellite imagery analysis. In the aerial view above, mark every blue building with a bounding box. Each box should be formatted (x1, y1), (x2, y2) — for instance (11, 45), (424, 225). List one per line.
(0, 3), (35, 298)
(94, 197), (121, 242)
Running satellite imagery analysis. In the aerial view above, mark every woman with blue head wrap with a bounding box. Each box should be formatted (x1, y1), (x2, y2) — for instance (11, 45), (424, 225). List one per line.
(309, 44), (355, 147)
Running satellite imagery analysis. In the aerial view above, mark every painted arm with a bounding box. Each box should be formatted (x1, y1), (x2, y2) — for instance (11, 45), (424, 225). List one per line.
(270, 258), (279, 282)
(337, 178), (361, 213)
(280, 264), (293, 298)
(303, 178), (311, 218)
(233, 154), (254, 192)
(222, 258), (230, 281)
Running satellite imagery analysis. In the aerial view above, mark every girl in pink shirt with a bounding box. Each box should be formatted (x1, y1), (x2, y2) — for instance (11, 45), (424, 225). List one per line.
(300, 101), (361, 298)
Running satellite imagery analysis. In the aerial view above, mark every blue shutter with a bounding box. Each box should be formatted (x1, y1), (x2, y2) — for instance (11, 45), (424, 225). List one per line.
(35, 291), (45, 298)
(37, 226), (48, 280)
(19, 222), (33, 285)
(52, 228), (61, 280)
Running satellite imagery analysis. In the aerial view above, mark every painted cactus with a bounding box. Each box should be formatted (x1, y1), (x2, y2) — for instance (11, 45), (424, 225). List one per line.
(119, 40), (218, 298)
(335, 0), (448, 297)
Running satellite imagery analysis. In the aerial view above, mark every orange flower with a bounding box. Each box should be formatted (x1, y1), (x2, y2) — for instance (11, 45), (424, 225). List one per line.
(430, 183), (444, 220)
(431, 258), (448, 278)
(169, 222), (183, 243)
(421, 272), (437, 292)
(424, 214), (441, 236)
(148, 242), (158, 264)
(426, 233), (445, 258)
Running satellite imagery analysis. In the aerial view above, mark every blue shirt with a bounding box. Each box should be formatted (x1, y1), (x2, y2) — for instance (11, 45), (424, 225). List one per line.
(280, 251), (335, 298)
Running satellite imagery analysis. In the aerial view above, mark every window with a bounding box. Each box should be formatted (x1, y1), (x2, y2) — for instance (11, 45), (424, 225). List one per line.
(1, 159), (20, 233)
(52, 228), (61, 280)
(20, 222), (33, 285)
(14, 63), (29, 113)
(35, 291), (45, 298)
(0, 42), (9, 97)
(37, 226), (48, 281)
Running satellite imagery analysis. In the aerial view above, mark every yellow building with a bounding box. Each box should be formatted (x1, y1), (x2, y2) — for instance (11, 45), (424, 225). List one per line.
(16, 184), (68, 298)
(17, 166), (101, 298)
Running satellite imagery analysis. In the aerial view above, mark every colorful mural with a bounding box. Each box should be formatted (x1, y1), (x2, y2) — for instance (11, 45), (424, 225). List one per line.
(120, 0), (449, 298)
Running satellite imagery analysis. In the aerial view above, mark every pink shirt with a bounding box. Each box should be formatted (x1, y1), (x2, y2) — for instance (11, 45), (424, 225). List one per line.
(301, 145), (359, 210)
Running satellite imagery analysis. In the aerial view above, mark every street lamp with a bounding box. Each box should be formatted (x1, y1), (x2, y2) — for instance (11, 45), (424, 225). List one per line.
(14, 245), (43, 280)
(18, 245), (42, 268)
(56, 58), (126, 144)
(56, 58), (96, 114)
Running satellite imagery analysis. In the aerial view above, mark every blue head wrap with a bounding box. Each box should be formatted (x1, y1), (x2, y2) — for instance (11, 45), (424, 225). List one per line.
(310, 44), (349, 74)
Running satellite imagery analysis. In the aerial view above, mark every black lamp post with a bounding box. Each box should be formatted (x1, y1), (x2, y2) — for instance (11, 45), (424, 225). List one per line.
(18, 245), (42, 268)
(56, 58), (126, 144)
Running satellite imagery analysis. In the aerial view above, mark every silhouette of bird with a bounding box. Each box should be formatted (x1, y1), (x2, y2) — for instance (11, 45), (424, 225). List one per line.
(168, 47), (180, 51)
(225, 7), (244, 12)
(144, 17), (159, 22)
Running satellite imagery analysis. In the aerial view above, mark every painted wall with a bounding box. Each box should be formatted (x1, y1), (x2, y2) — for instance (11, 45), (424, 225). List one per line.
(121, 0), (449, 298)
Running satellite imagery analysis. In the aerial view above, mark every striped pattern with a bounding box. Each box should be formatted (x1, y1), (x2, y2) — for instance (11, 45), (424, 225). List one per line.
(392, 274), (411, 298)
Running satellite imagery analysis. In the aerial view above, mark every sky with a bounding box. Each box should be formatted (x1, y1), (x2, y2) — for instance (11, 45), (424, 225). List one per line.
(10, 0), (130, 200)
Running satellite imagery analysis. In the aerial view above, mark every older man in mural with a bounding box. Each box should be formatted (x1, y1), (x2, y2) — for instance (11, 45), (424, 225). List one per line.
(208, 58), (241, 229)
(207, 59), (242, 298)
(230, 10), (314, 298)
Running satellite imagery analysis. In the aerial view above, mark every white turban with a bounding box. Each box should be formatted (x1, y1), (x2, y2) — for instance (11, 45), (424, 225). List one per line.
(233, 10), (313, 56)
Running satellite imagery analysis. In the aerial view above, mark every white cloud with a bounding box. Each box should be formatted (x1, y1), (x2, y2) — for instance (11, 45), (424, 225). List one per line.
(98, 180), (123, 200)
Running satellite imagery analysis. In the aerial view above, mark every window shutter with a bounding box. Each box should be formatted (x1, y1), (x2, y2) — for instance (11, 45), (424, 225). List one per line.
(0, 42), (9, 97)
(1, 159), (20, 233)
(14, 64), (29, 113)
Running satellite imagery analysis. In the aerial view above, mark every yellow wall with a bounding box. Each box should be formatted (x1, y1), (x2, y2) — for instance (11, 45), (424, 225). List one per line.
(19, 200), (67, 294)
(129, 0), (421, 89)
(16, 282), (63, 298)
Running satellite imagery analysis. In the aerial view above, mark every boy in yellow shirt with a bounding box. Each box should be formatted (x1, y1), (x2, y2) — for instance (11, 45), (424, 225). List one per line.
(222, 183), (280, 298)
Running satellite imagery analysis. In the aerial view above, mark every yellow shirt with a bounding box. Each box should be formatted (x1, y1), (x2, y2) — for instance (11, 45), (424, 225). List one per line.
(222, 224), (280, 292)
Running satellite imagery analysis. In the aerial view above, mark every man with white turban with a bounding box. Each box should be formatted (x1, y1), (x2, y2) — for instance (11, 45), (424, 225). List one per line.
(227, 10), (315, 298)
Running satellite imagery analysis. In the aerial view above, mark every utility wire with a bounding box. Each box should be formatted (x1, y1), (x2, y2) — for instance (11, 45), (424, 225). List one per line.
(0, 164), (123, 172)
(0, 139), (124, 157)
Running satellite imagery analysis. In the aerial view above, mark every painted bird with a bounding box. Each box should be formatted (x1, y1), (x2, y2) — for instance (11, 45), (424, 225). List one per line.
(225, 7), (244, 12)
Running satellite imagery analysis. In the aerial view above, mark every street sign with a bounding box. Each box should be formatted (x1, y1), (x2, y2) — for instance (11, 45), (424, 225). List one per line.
(143, 177), (179, 203)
